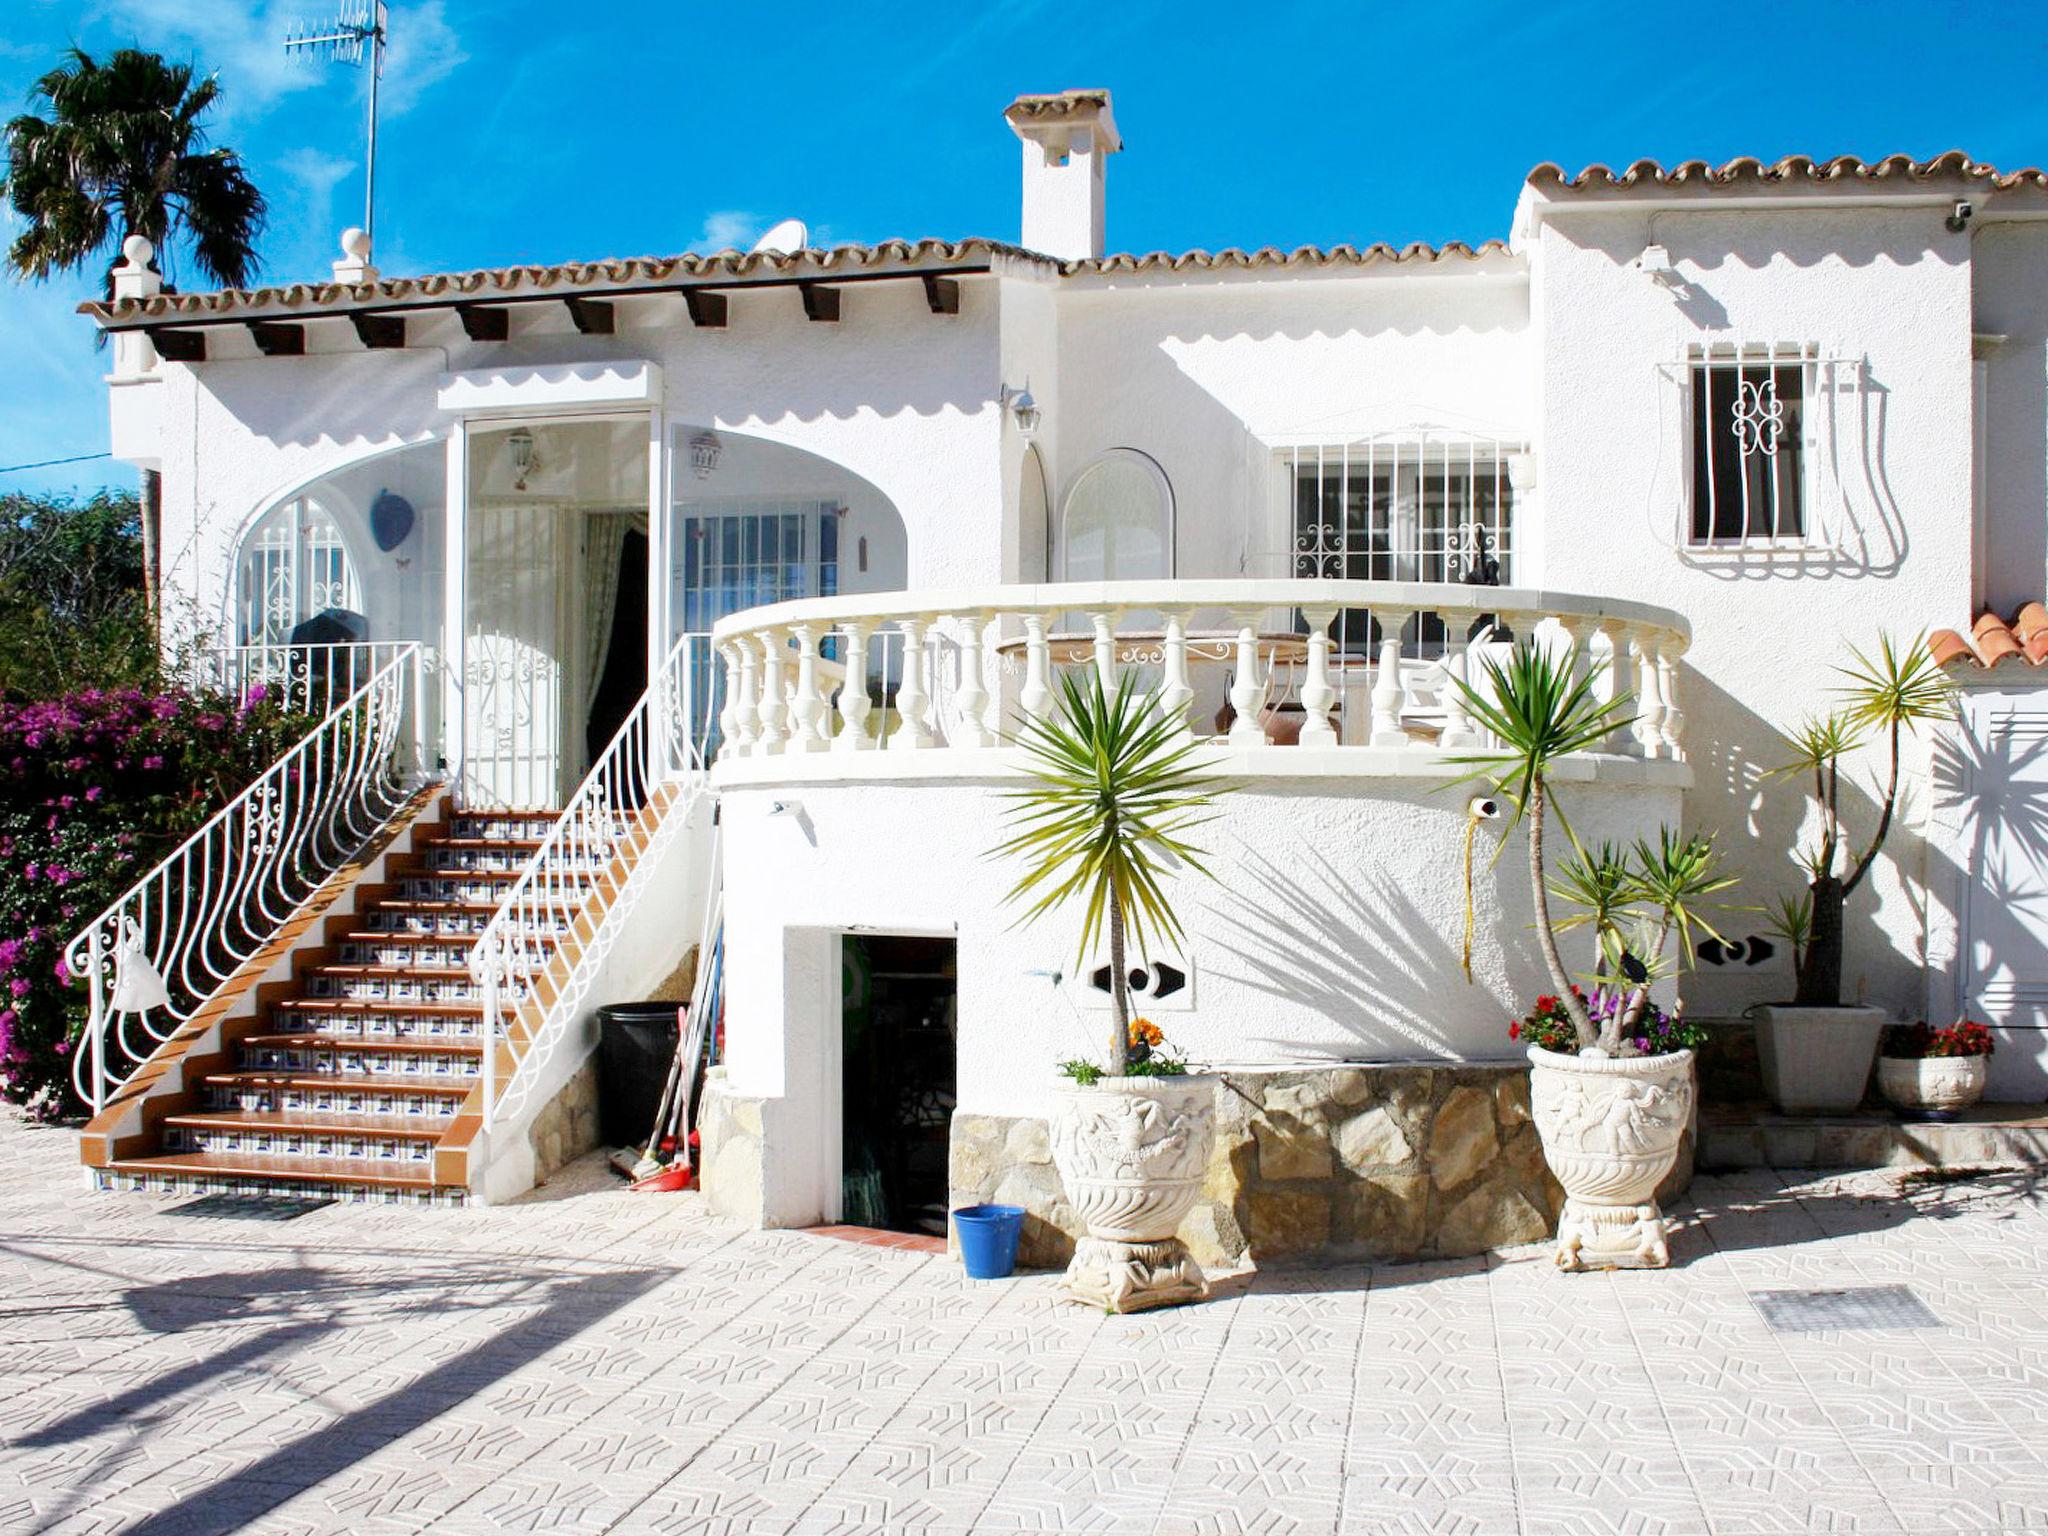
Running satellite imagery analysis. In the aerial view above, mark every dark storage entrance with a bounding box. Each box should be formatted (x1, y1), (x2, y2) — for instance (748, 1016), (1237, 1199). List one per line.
(841, 935), (956, 1236)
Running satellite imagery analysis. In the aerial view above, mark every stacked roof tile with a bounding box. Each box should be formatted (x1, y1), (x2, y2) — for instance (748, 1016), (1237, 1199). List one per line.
(1932, 604), (2048, 669)
(1529, 151), (2048, 194)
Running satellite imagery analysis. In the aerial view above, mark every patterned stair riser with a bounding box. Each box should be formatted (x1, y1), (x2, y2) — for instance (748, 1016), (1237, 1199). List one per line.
(163, 1124), (437, 1165)
(94, 1169), (468, 1205)
(203, 1082), (465, 1119)
(360, 909), (499, 937)
(268, 1009), (484, 1042)
(302, 973), (492, 1005)
(241, 1042), (483, 1079)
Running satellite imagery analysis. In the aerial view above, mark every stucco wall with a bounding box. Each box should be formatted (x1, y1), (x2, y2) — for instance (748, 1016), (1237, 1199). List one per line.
(1532, 207), (1976, 1022)
(713, 762), (1680, 1226)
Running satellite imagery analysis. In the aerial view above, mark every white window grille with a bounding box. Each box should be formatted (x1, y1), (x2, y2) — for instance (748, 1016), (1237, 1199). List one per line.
(236, 496), (362, 645)
(1280, 431), (1521, 658)
(1664, 340), (1863, 553)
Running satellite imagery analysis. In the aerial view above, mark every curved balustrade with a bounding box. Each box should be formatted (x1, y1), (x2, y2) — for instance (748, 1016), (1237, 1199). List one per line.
(66, 644), (425, 1114)
(708, 580), (1692, 767)
(469, 633), (718, 1136)
(191, 641), (440, 767)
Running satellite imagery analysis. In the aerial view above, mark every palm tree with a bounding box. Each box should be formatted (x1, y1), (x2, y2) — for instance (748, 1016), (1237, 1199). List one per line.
(992, 672), (1225, 1077)
(3, 46), (268, 612)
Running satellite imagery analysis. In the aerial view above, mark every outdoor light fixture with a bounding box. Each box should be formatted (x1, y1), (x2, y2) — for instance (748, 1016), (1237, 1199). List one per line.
(689, 430), (723, 479)
(1001, 384), (1041, 439)
(507, 427), (537, 490)
(1635, 244), (1687, 293)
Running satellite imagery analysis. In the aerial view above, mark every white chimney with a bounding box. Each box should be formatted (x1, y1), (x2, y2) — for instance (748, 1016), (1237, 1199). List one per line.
(1004, 89), (1121, 262)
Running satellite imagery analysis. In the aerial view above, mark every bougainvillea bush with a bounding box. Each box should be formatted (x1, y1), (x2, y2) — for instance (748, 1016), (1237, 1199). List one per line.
(0, 686), (316, 1119)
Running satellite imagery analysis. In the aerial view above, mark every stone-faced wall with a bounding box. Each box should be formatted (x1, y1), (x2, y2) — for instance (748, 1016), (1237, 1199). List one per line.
(528, 1058), (601, 1184)
(951, 1063), (1695, 1270)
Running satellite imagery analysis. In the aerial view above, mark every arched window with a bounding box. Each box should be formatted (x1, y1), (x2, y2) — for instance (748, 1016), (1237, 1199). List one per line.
(236, 496), (362, 644)
(1059, 449), (1173, 582)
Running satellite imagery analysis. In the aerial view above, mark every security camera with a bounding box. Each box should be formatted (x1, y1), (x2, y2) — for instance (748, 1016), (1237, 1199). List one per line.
(1947, 200), (1974, 233)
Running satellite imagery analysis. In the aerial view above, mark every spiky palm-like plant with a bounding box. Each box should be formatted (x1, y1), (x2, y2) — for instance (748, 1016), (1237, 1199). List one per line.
(3, 47), (268, 613)
(1451, 641), (1633, 1050)
(1772, 634), (1954, 1006)
(992, 671), (1226, 1077)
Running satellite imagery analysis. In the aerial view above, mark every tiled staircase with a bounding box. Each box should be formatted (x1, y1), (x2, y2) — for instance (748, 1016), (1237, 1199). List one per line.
(95, 806), (574, 1203)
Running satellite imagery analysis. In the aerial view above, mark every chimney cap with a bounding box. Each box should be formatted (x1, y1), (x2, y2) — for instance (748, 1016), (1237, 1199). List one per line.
(1005, 89), (1121, 153)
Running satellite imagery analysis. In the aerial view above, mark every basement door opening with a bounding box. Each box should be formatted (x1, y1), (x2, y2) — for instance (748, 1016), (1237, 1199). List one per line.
(840, 934), (956, 1238)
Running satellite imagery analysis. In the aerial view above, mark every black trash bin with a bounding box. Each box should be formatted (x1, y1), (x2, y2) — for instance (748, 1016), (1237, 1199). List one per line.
(597, 1001), (682, 1149)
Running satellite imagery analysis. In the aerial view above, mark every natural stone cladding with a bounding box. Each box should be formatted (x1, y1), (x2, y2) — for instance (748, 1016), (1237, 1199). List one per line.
(528, 1059), (601, 1184)
(952, 1064), (1696, 1270)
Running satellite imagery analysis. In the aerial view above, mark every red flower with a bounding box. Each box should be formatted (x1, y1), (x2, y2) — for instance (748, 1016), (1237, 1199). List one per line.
(1508, 1021), (1522, 1040)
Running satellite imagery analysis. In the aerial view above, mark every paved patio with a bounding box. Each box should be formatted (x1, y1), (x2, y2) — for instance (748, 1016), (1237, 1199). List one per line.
(3, 1113), (2048, 1535)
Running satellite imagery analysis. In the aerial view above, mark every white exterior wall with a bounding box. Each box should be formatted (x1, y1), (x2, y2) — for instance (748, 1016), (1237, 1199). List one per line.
(1532, 205), (1976, 1019)
(718, 767), (1679, 1224)
(1973, 221), (2048, 617)
(151, 278), (1009, 650)
(1051, 272), (1529, 578)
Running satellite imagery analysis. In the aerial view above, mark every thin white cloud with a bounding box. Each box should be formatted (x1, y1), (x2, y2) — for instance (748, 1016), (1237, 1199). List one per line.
(692, 211), (761, 254)
(85, 0), (463, 120)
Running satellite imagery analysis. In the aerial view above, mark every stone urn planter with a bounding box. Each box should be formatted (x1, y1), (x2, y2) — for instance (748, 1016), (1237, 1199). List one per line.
(1527, 1046), (1695, 1271)
(1048, 1074), (1215, 1312)
(1877, 1054), (1987, 1119)
(1754, 1005), (1887, 1113)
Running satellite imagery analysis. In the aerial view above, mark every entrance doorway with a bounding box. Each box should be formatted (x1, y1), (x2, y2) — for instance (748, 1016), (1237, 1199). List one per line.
(840, 935), (956, 1237)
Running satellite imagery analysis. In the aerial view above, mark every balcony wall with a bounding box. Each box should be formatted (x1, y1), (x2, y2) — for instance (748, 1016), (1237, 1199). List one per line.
(702, 580), (1692, 1228)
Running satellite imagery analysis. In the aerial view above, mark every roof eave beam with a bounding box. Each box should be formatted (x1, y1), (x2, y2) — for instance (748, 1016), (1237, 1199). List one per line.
(248, 322), (304, 357)
(457, 304), (509, 341)
(800, 283), (840, 323)
(683, 289), (728, 328)
(565, 297), (614, 335)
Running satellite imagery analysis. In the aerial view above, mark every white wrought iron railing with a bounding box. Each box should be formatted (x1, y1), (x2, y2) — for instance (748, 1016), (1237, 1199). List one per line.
(190, 640), (440, 769)
(66, 643), (426, 1115)
(470, 633), (717, 1135)
(709, 579), (1691, 763)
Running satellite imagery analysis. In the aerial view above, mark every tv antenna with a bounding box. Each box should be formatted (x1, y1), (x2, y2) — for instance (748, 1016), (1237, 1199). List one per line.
(284, 2), (390, 249)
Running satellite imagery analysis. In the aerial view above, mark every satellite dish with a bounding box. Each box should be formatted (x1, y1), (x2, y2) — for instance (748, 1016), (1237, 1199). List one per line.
(750, 219), (809, 256)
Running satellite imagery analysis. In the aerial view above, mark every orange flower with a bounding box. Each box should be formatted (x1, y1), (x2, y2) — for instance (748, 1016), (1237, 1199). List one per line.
(1128, 1017), (1164, 1048)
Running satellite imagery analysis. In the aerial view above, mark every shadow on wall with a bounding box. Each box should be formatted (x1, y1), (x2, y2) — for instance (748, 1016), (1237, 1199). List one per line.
(1198, 838), (1525, 1061)
(1679, 663), (1926, 1019)
(1927, 714), (2048, 1022)
(1559, 216), (1924, 584)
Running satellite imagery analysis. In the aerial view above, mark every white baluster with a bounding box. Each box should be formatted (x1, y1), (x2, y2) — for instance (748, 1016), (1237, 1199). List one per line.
(1560, 617), (1593, 699)
(1656, 641), (1685, 759)
(950, 613), (992, 748)
(754, 629), (789, 756)
(1371, 609), (1413, 747)
(982, 619), (1007, 741)
(1633, 633), (1666, 759)
(1602, 621), (1640, 756)
(835, 620), (873, 751)
(716, 642), (742, 761)
(788, 623), (826, 752)
(1228, 612), (1265, 747)
(1438, 625), (1477, 750)
(1020, 612), (1053, 725)
(1159, 610), (1194, 741)
(1090, 611), (1117, 693)
(732, 639), (761, 756)
(891, 617), (933, 751)
(1299, 606), (1338, 747)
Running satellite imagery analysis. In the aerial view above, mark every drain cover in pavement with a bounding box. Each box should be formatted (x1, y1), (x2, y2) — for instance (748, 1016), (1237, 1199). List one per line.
(170, 1194), (335, 1222)
(1749, 1285), (1942, 1333)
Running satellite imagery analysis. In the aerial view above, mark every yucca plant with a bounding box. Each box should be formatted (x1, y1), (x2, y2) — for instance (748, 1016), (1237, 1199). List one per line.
(991, 671), (1227, 1078)
(1771, 634), (1954, 1006)
(1451, 641), (1633, 1049)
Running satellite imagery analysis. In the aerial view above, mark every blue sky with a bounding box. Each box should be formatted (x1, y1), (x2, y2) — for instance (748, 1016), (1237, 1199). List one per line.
(2, 0), (2043, 500)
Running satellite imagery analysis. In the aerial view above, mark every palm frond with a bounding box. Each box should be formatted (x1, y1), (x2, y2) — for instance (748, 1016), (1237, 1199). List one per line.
(1836, 631), (1954, 734)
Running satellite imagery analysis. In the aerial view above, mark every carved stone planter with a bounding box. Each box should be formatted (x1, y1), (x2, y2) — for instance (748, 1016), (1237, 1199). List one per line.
(1527, 1047), (1694, 1271)
(1878, 1054), (1987, 1120)
(1048, 1074), (1215, 1312)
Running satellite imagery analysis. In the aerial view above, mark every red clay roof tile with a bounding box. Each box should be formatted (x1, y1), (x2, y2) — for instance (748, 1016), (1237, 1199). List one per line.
(1936, 605), (2048, 669)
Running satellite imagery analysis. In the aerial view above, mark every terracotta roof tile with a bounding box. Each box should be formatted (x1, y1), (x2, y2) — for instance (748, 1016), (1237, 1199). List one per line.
(80, 238), (1042, 323)
(1935, 604), (2048, 669)
(1528, 150), (2048, 195)
(1066, 240), (1512, 275)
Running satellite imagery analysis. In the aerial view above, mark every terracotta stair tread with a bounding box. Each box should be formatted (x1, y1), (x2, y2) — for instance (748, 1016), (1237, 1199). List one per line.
(163, 1109), (447, 1139)
(341, 929), (476, 946)
(106, 1150), (449, 1190)
(310, 963), (474, 979)
(203, 1071), (473, 1097)
(417, 836), (547, 852)
(241, 1031), (482, 1055)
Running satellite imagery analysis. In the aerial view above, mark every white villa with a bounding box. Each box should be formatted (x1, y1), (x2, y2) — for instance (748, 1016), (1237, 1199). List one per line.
(71, 89), (2048, 1262)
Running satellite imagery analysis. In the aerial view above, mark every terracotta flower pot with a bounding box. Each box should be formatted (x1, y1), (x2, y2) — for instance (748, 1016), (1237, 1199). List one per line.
(1048, 1074), (1215, 1312)
(1877, 1054), (1987, 1120)
(1528, 1046), (1695, 1270)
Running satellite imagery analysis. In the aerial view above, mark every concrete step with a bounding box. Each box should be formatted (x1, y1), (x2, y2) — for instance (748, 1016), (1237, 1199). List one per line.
(99, 1150), (460, 1201)
(1701, 1101), (2048, 1171)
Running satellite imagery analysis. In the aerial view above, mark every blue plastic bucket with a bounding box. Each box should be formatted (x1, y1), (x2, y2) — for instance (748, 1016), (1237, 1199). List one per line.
(953, 1204), (1025, 1279)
